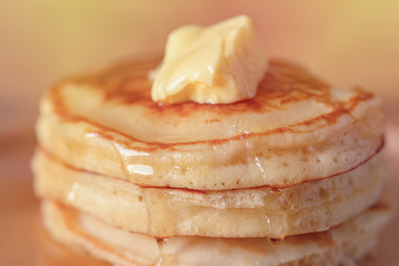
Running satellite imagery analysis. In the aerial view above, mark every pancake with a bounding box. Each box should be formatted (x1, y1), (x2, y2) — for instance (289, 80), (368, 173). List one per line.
(33, 146), (387, 238)
(33, 53), (389, 265)
(36, 58), (384, 191)
(41, 199), (392, 266)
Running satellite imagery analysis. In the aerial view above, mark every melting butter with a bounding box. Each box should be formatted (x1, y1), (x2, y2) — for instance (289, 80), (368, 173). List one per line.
(151, 15), (267, 104)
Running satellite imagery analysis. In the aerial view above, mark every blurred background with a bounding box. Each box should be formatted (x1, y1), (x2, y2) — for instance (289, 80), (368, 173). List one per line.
(0, 0), (399, 265)
(1, 0), (399, 116)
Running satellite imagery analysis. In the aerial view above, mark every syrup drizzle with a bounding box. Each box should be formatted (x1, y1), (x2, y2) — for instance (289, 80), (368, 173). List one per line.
(156, 238), (177, 266)
(111, 142), (154, 180)
(268, 237), (284, 246)
(157, 238), (167, 257)
(156, 238), (167, 266)
(110, 143), (131, 179)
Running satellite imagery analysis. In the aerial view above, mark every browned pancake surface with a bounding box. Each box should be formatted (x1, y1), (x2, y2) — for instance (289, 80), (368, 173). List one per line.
(36, 57), (384, 190)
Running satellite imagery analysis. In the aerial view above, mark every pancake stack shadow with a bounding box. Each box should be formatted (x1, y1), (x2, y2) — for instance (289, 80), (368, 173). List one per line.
(32, 58), (391, 266)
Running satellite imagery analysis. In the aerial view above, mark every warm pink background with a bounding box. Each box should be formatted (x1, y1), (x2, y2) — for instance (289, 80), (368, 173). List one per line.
(1, 0), (398, 114)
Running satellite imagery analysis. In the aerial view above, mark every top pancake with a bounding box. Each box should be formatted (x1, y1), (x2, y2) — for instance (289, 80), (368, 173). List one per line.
(36, 57), (384, 190)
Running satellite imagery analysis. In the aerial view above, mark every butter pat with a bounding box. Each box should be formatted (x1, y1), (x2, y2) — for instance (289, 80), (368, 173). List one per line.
(151, 15), (267, 104)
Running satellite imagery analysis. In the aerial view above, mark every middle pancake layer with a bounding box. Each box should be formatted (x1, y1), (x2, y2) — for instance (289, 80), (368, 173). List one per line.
(33, 148), (387, 238)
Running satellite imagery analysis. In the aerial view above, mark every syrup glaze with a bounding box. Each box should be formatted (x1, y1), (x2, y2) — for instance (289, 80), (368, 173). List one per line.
(155, 238), (177, 266)
(267, 237), (284, 246)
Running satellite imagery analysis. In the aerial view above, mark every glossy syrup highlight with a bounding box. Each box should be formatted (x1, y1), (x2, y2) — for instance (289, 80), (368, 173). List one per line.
(156, 238), (177, 266)
(268, 237), (284, 246)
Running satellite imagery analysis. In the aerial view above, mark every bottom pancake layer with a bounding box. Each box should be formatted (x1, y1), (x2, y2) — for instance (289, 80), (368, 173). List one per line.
(41, 200), (391, 266)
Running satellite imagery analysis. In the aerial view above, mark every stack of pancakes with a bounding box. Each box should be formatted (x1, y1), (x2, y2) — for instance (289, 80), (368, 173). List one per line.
(32, 58), (391, 266)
